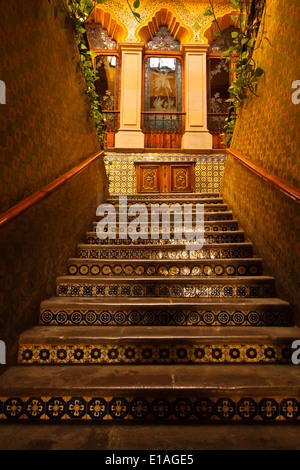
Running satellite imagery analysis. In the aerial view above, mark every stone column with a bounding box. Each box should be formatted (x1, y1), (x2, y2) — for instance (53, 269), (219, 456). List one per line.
(181, 44), (212, 150)
(115, 43), (145, 150)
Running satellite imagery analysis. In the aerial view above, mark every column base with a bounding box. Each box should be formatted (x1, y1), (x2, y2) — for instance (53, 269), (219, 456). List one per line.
(181, 131), (212, 150)
(114, 130), (145, 150)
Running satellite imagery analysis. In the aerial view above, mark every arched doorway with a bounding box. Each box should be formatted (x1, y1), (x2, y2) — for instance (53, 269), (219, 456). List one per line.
(85, 12), (126, 148)
(207, 26), (239, 149)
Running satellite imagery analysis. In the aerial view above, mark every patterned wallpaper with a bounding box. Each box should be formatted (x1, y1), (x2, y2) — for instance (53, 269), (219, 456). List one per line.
(222, 0), (300, 323)
(0, 160), (108, 366)
(231, 0), (300, 188)
(0, 0), (109, 365)
(221, 157), (300, 323)
(0, 0), (103, 213)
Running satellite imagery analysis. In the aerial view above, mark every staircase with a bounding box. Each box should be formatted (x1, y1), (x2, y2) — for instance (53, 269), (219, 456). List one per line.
(0, 192), (299, 422)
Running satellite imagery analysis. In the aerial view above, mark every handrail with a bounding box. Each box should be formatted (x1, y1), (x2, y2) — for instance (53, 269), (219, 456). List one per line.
(0, 150), (105, 230)
(227, 148), (300, 203)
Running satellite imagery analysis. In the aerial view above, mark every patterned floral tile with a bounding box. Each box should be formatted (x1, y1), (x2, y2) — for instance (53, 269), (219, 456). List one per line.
(105, 153), (226, 195)
(1, 395), (299, 421)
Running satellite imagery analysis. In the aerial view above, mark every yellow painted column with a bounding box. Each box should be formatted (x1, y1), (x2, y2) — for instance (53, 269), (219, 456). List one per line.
(115, 43), (145, 150)
(181, 44), (212, 150)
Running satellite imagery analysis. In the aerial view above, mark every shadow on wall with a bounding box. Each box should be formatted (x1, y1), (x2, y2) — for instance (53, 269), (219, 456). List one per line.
(0, 0), (109, 366)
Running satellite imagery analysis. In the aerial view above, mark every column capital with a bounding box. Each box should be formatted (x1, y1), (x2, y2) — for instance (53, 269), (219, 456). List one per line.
(181, 43), (210, 55)
(118, 42), (145, 53)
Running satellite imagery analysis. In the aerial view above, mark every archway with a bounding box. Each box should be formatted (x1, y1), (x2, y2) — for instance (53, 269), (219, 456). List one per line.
(136, 8), (192, 149)
(85, 9), (127, 148)
(202, 13), (240, 149)
(136, 7), (192, 46)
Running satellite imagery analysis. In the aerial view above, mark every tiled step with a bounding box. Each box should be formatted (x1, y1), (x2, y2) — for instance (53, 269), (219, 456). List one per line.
(96, 211), (234, 222)
(109, 203), (229, 213)
(17, 325), (300, 365)
(107, 192), (221, 202)
(0, 364), (299, 421)
(78, 243), (253, 259)
(87, 230), (246, 244)
(67, 258), (262, 277)
(86, 232), (245, 245)
(107, 195), (223, 207)
(109, 199), (224, 209)
(92, 220), (240, 232)
(56, 276), (276, 298)
(39, 297), (294, 327)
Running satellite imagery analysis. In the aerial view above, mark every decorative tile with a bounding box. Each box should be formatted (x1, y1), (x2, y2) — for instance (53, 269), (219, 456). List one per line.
(18, 343), (292, 365)
(79, 245), (253, 259)
(56, 281), (275, 299)
(104, 154), (226, 195)
(1, 395), (299, 421)
(67, 260), (260, 277)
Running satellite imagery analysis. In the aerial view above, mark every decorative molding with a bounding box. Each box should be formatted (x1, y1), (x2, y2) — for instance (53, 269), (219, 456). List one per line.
(0, 151), (105, 230)
(85, 7), (127, 44)
(136, 7), (192, 45)
(182, 43), (210, 55)
(227, 148), (300, 203)
(201, 11), (239, 45)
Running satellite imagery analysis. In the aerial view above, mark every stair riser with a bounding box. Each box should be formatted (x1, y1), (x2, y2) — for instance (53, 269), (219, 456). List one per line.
(90, 232), (245, 243)
(18, 343), (293, 365)
(97, 212), (234, 222)
(109, 200), (224, 208)
(56, 280), (275, 299)
(108, 193), (220, 200)
(67, 260), (261, 277)
(78, 244), (253, 259)
(1, 395), (298, 421)
(108, 201), (226, 207)
(92, 222), (239, 232)
(86, 234), (245, 245)
(103, 206), (228, 216)
(39, 306), (293, 327)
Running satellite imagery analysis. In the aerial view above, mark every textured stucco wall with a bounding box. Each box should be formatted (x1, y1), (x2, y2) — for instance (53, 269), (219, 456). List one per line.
(221, 0), (300, 322)
(0, 0), (106, 212)
(0, 0), (109, 365)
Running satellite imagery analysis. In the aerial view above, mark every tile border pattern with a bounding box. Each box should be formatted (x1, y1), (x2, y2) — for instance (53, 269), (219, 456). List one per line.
(18, 343), (292, 365)
(0, 396), (299, 421)
(56, 281), (275, 298)
(39, 307), (293, 327)
(78, 245), (253, 259)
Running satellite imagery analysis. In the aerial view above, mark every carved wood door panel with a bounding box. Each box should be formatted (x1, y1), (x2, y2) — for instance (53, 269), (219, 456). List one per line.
(135, 163), (195, 193)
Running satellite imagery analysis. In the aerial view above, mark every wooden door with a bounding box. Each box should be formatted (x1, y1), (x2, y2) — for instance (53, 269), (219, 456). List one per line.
(135, 163), (195, 193)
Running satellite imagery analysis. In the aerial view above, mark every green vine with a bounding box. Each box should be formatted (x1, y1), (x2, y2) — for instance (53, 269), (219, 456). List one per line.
(67, 0), (141, 149)
(205, 0), (267, 146)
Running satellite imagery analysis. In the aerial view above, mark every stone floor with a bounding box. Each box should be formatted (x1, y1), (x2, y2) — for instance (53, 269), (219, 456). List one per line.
(1, 423), (300, 450)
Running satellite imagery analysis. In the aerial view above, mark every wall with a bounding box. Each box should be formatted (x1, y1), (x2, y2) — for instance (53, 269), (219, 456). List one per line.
(105, 152), (226, 194)
(0, 0), (109, 365)
(221, 0), (300, 322)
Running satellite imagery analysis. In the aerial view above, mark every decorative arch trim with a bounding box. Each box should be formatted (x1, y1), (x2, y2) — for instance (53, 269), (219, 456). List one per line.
(136, 7), (192, 46)
(201, 11), (239, 45)
(85, 7), (127, 45)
